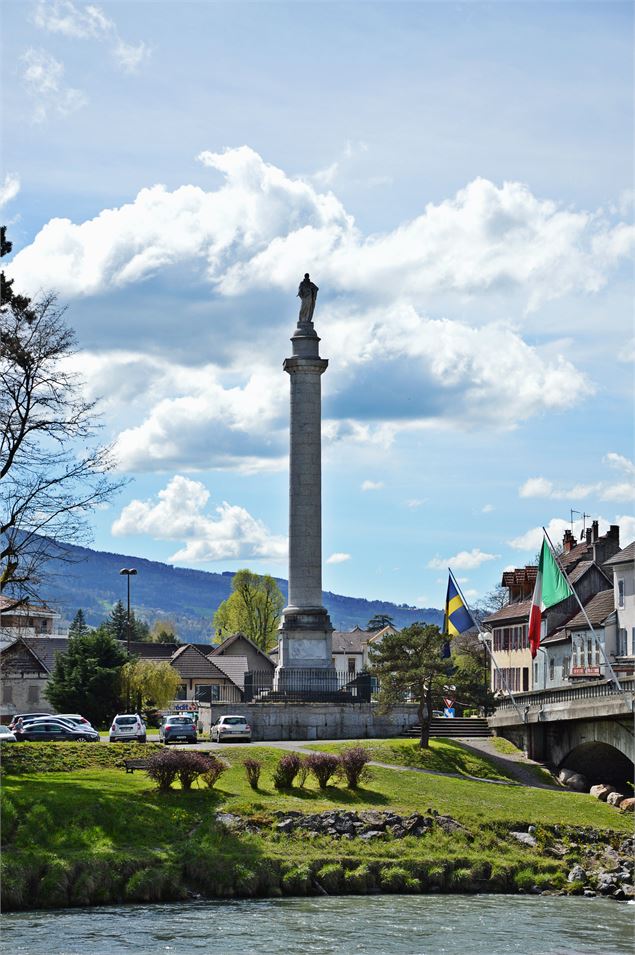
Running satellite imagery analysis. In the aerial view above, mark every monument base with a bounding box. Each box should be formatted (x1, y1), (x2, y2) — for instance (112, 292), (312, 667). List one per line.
(273, 606), (342, 700)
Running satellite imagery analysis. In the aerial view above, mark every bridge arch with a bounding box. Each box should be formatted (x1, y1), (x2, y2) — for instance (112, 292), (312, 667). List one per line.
(548, 718), (634, 789)
(558, 740), (634, 789)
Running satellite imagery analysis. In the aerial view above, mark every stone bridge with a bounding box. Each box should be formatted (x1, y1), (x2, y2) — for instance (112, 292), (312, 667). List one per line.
(488, 677), (635, 788)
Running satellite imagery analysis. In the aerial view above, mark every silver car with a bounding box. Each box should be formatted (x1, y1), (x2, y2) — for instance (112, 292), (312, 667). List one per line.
(0, 725), (17, 742)
(210, 715), (252, 742)
(109, 714), (147, 743)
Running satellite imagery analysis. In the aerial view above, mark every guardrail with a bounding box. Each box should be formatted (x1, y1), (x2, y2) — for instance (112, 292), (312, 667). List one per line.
(244, 669), (373, 703)
(494, 677), (635, 710)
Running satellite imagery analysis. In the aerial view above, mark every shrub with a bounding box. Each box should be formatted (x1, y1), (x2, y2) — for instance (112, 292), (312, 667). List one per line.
(0, 795), (18, 846)
(176, 752), (214, 790)
(272, 753), (301, 790)
(297, 758), (310, 788)
(1, 740), (163, 775)
(337, 746), (371, 789)
(243, 758), (262, 790)
(200, 755), (229, 789)
(306, 752), (340, 789)
(145, 749), (211, 791)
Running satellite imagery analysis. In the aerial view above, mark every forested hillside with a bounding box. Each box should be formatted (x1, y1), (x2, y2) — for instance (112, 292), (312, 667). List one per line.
(38, 542), (443, 642)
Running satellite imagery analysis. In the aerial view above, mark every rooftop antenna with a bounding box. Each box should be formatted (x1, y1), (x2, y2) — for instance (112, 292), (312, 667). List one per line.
(570, 509), (591, 538)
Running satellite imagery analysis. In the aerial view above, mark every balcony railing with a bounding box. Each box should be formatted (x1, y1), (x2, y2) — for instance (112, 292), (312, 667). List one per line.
(244, 669), (373, 703)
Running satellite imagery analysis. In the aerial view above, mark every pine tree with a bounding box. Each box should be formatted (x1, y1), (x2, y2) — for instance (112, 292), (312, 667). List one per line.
(45, 629), (128, 726)
(68, 609), (90, 636)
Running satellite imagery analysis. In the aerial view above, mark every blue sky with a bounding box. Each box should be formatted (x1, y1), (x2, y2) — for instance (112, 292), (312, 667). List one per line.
(2, 0), (633, 612)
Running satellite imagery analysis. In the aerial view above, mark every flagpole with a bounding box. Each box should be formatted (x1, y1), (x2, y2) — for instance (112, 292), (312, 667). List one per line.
(542, 527), (623, 692)
(448, 568), (527, 724)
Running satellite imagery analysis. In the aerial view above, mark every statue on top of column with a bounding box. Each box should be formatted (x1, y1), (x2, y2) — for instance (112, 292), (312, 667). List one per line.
(297, 273), (318, 323)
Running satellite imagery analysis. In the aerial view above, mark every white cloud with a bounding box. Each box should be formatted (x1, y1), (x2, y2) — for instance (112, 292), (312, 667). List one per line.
(361, 480), (384, 492)
(481, 504), (495, 513)
(33, 1), (150, 73)
(326, 552), (351, 564)
(519, 453), (635, 504)
(111, 475), (287, 562)
(405, 499), (425, 509)
(8, 148), (632, 313)
(20, 48), (87, 121)
(0, 174), (20, 209)
(427, 549), (499, 570)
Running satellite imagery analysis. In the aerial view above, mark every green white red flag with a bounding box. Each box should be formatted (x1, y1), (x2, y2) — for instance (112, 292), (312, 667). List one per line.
(528, 538), (573, 658)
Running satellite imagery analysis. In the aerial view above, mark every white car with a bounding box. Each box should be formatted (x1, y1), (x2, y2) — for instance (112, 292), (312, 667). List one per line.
(210, 715), (252, 743)
(0, 725), (17, 742)
(109, 714), (147, 743)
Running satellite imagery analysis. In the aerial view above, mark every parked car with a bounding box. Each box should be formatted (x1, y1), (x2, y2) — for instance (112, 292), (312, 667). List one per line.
(16, 721), (99, 742)
(160, 715), (197, 745)
(20, 716), (78, 730)
(0, 725), (17, 742)
(109, 714), (146, 743)
(9, 713), (51, 730)
(210, 715), (252, 743)
(55, 714), (93, 727)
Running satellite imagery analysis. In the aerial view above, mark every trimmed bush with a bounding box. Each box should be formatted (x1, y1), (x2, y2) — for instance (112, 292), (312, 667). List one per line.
(272, 753), (301, 790)
(1, 741), (163, 775)
(145, 749), (212, 792)
(176, 752), (214, 790)
(306, 752), (340, 789)
(243, 758), (262, 790)
(337, 746), (371, 789)
(200, 755), (229, 789)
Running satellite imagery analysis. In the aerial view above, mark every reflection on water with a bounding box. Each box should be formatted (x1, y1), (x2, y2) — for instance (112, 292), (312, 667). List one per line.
(2, 895), (633, 955)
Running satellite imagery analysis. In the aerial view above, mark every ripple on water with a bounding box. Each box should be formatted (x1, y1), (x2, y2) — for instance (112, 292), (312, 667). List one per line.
(1, 896), (633, 955)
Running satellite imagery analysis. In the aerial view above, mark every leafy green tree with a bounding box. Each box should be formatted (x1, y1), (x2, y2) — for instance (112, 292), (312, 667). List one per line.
(213, 569), (284, 650)
(45, 629), (128, 726)
(148, 618), (179, 644)
(368, 623), (451, 748)
(121, 659), (181, 711)
(366, 614), (394, 631)
(68, 609), (90, 637)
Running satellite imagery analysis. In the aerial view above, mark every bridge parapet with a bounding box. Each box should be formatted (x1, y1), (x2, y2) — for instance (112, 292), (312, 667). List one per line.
(489, 677), (635, 728)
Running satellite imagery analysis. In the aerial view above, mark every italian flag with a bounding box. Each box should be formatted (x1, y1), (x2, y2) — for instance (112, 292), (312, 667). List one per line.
(528, 538), (573, 658)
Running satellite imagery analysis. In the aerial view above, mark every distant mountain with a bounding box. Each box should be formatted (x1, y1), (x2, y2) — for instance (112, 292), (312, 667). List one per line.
(37, 541), (443, 642)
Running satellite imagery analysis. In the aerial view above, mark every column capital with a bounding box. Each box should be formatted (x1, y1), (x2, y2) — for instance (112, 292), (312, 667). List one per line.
(283, 356), (328, 375)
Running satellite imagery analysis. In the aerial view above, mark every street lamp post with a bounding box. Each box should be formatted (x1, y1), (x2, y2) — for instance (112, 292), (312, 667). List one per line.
(119, 568), (137, 656)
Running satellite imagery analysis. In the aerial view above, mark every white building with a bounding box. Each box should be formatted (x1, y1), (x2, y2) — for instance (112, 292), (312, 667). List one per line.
(604, 542), (635, 672)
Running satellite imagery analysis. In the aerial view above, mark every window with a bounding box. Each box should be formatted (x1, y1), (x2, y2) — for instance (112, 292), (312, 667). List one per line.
(28, 685), (40, 703)
(618, 629), (628, 657)
(617, 578), (625, 609)
(347, 657), (357, 675)
(2, 684), (13, 704)
(195, 684), (219, 703)
(563, 656), (570, 678)
(549, 658), (555, 682)
(534, 662), (539, 684)
(174, 684), (187, 701)
(522, 667), (529, 691)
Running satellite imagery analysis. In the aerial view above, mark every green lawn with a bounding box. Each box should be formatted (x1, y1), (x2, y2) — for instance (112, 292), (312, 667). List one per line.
(306, 738), (514, 781)
(2, 745), (629, 910)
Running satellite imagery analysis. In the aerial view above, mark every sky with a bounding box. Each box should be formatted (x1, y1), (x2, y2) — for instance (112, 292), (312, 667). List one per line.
(1, 0), (634, 613)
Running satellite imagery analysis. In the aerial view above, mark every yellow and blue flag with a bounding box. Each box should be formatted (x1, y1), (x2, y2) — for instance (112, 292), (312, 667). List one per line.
(444, 574), (475, 637)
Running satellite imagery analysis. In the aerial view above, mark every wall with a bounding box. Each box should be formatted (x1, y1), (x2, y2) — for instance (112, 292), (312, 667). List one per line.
(206, 701), (420, 740)
(0, 674), (53, 720)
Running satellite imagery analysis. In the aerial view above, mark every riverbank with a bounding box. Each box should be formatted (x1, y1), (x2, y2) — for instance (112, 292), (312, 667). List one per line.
(2, 742), (632, 911)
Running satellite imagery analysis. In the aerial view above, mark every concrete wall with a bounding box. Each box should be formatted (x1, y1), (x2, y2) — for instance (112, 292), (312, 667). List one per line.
(206, 701), (420, 741)
(1, 674), (53, 720)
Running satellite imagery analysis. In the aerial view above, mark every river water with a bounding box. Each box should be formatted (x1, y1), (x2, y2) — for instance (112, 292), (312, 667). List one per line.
(2, 896), (633, 955)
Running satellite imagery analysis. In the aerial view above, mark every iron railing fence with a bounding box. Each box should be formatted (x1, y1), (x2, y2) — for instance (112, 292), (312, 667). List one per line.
(495, 676), (635, 710)
(244, 669), (373, 703)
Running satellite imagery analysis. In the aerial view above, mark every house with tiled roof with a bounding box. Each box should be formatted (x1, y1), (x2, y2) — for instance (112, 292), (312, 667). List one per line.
(483, 521), (620, 693)
(604, 541), (635, 674)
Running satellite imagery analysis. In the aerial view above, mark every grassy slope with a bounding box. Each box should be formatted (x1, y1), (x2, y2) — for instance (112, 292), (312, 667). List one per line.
(306, 739), (515, 781)
(2, 746), (629, 909)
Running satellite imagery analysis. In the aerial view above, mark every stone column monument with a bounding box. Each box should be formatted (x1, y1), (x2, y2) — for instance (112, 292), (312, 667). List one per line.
(274, 274), (336, 695)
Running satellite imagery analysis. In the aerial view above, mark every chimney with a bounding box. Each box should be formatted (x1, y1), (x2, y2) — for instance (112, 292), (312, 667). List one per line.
(585, 528), (592, 545)
(591, 519), (599, 542)
(607, 524), (620, 542)
(562, 529), (575, 553)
